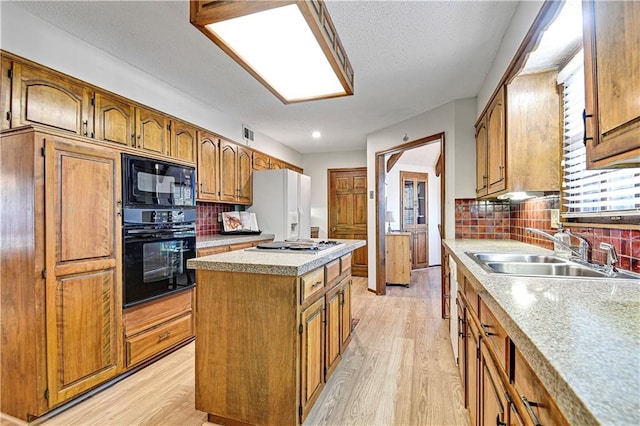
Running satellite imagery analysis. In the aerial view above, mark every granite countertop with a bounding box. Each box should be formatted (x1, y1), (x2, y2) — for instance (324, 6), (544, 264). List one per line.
(196, 233), (275, 249)
(188, 239), (365, 276)
(443, 239), (640, 426)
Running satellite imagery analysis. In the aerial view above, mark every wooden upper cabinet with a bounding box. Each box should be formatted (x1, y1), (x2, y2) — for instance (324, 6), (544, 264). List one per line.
(171, 120), (196, 164)
(486, 86), (506, 194)
(270, 158), (284, 170)
(10, 63), (91, 135)
(219, 139), (253, 205)
(475, 119), (488, 197)
(93, 91), (135, 146)
(1, 57), (11, 130)
(583, 0), (640, 168)
(135, 107), (169, 156)
(197, 132), (221, 202)
(252, 150), (270, 170)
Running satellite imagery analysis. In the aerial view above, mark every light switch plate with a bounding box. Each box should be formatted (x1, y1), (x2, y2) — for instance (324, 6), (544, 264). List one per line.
(550, 209), (560, 229)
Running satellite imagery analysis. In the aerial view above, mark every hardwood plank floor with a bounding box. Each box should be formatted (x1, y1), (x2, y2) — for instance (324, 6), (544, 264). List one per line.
(3, 267), (468, 426)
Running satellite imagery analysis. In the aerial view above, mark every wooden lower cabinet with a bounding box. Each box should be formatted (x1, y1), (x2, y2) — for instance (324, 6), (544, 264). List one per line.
(466, 313), (480, 426)
(386, 233), (411, 286)
(1, 127), (121, 420)
(325, 276), (352, 380)
(300, 297), (326, 419)
(481, 344), (508, 426)
(196, 238), (273, 257)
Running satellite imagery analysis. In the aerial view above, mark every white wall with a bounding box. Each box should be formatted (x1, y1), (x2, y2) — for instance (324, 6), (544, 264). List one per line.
(366, 97), (477, 290)
(386, 145), (442, 266)
(476, 1), (544, 116)
(302, 151), (367, 239)
(0, 2), (302, 166)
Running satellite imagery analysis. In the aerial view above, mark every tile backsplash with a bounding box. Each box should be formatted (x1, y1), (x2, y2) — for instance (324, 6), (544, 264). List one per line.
(196, 202), (234, 236)
(455, 196), (640, 273)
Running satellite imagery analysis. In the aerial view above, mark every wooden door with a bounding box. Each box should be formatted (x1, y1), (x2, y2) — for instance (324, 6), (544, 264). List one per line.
(583, 0), (640, 168)
(300, 297), (325, 421)
(45, 137), (121, 406)
(219, 139), (238, 202)
(1, 57), (11, 130)
(237, 145), (253, 205)
(171, 120), (196, 163)
(135, 107), (168, 156)
(197, 132), (220, 201)
(487, 86), (506, 194)
(328, 168), (368, 276)
(93, 91), (134, 146)
(400, 171), (429, 269)
(324, 286), (341, 378)
(11, 63), (91, 135)
(339, 277), (352, 351)
(475, 118), (488, 197)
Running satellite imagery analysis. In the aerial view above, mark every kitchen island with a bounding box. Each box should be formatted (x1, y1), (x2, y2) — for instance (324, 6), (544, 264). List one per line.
(187, 239), (365, 426)
(443, 239), (640, 426)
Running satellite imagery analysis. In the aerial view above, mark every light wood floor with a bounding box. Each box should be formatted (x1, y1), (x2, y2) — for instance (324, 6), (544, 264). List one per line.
(5, 268), (468, 426)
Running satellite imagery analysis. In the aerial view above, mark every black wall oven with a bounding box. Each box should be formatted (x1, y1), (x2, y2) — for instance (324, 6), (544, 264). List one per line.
(122, 155), (197, 308)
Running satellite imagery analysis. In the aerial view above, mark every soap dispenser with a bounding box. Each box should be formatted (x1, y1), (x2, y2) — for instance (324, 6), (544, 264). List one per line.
(553, 224), (572, 258)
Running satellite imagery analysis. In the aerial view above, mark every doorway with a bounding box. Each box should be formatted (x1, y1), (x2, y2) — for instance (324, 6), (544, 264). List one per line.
(328, 167), (368, 276)
(400, 171), (429, 269)
(375, 132), (445, 295)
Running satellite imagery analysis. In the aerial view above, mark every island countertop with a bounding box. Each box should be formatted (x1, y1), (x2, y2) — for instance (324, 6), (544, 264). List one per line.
(443, 239), (640, 426)
(196, 233), (275, 249)
(187, 239), (365, 276)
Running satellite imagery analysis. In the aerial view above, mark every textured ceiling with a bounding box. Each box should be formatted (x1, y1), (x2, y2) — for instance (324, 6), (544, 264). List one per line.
(12, 1), (519, 154)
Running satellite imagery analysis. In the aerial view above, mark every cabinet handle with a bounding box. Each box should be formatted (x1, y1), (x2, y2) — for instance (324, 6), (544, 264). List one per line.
(582, 109), (594, 146)
(498, 165), (504, 180)
(521, 396), (542, 426)
(131, 134), (135, 146)
(158, 331), (172, 341)
(483, 175), (487, 188)
(481, 323), (496, 337)
(311, 281), (323, 289)
(496, 414), (507, 426)
(82, 120), (88, 136)
(116, 199), (122, 216)
(137, 134), (141, 148)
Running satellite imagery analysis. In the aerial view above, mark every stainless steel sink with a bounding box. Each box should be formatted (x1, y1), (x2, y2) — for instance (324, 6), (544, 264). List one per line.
(465, 251), (640, 280)
(471, 253), (567, 264)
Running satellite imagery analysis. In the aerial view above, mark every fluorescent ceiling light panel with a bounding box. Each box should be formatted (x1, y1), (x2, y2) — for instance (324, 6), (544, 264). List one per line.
(205, 5), (346, 102)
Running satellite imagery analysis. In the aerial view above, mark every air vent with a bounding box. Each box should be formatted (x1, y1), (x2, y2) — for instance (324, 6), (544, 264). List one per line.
(242, 125), (254, 143)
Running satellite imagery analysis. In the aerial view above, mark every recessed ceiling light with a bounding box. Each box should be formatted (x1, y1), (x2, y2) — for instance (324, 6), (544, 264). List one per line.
(312, 131), (322, 139)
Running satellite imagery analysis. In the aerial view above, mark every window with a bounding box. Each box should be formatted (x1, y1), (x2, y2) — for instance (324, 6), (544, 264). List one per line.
(560, 50), (640, 224)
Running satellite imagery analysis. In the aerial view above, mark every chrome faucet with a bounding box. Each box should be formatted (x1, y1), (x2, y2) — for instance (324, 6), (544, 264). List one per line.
(524, 228), (583, 259)
(599, 242), (618, 275)
(565, 229), (590, 262)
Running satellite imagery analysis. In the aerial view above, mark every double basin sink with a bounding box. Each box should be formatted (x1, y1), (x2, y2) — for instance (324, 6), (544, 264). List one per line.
(466, 252), (640, 280)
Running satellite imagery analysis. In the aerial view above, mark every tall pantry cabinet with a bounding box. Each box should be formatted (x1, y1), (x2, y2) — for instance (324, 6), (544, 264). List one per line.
(1, 126), (121, 421)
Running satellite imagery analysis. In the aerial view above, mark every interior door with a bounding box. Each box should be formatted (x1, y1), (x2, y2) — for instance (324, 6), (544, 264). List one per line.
(328, 168), (368, 276)
(400, 171), (429, 269)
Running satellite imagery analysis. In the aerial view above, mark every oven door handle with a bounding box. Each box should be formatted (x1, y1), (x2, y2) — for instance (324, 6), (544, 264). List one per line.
(124, 227), (195, 235)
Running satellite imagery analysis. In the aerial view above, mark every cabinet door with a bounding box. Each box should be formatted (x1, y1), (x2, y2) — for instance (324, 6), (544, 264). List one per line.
(300, 297), (325, 420)
(339, 278), (352, 351)
(1, 57), (11, 130)
(583, 0), (640, 168)
(45, 138), (121, 406)
(481, 345), (508, 426)
(252, 150), (270, 170)
(135, 107), (169, 156)
(475, 118), (488, 197)
(325, 286), (341, 378)
(401, 171), (429, 269)
(457, 297), (466, 404)
(237, 146), (253, 205)
(171, 120), (196, 163)
(487, 86), (506, 193)
(93, 91), (134, 146)
(466, 317), (480, 426)
(219, 140), (238, 202)
(11, 63), (91, 135)
(197, 132), (221, 201)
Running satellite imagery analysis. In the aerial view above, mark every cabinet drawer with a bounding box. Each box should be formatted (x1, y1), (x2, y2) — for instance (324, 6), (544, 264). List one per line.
(340, 253), (352, 273)
(479, 298), (509, 373)
(124, 290), (192, 336)
(300, 267), (325, 304)
(513, 347), (568, 426)
(198, 245), (230, 257)
(463, 275), (479, 315)
(126, 314), (193, 367)
(325, 259), (341, 287)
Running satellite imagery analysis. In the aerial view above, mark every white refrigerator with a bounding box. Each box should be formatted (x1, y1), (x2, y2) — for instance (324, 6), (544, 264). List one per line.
(248, 169), (311, 241)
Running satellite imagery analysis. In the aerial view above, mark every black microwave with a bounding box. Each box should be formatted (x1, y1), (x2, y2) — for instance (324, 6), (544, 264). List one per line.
(122, 154), (195, 209)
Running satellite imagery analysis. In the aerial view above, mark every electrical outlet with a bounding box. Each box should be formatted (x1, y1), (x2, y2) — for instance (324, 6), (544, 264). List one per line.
(218, 213), (222, 222)
(550, 209), (560, 229)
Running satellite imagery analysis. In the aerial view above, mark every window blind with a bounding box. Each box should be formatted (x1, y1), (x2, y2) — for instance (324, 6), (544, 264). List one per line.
(560, 50), (640, 219)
